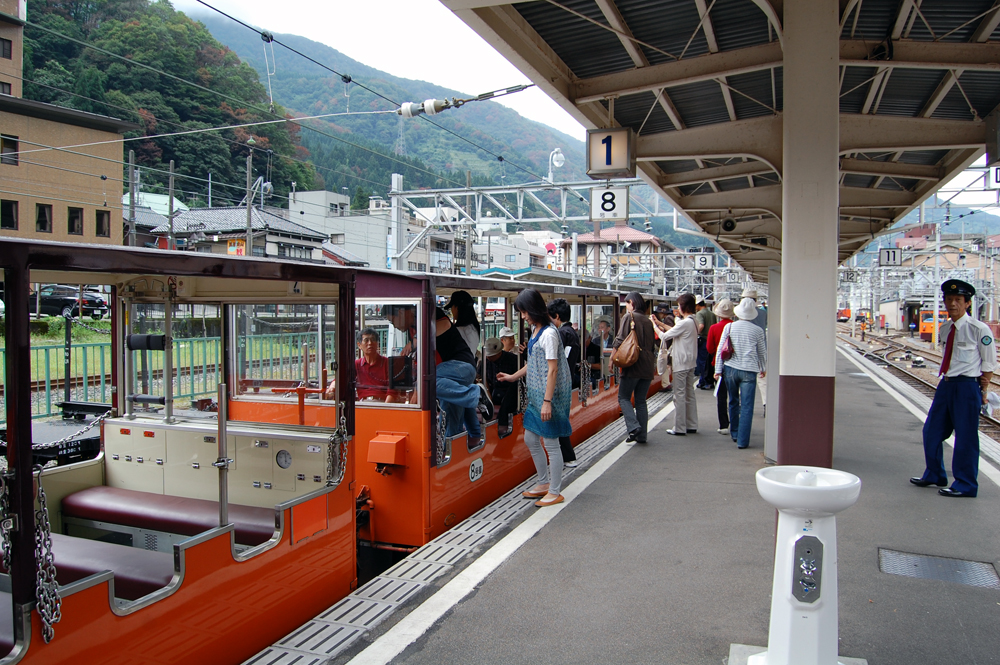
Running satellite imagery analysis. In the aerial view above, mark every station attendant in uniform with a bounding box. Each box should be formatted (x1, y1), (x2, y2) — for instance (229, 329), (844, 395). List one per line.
(911, 279), (997, 498)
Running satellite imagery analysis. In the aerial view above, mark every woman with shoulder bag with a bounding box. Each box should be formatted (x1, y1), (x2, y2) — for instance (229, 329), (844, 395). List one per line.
(713, 298), (766, 449)
(613, 292), (657, 443)
(705, 299), (735, 435)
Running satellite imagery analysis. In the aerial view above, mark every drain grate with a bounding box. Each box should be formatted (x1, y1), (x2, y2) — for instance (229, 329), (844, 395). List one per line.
(879, 548), (1000, 588)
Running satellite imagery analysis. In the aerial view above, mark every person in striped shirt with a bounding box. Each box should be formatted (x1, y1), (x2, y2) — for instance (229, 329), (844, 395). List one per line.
(713, 298), (767, 449)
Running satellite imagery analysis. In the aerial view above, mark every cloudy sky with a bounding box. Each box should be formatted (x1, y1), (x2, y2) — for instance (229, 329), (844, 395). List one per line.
(173, 0), (586, 140)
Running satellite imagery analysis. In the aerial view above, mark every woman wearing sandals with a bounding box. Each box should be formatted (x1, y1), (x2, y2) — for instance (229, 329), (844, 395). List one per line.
(497, 289), (572, 507)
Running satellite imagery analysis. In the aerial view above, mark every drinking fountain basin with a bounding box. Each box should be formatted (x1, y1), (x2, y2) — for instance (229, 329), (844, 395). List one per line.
(756, 465), (861, 516)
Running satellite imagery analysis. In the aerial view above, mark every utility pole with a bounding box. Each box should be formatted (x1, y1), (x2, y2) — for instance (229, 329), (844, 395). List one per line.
(245, 154), (253, 256)
(465, 170), (472, 276)
(167, 159), (175, 251)
(127, 149), (136, 247)
(208, 172), (212, 208)
(390, 173), (404, 271)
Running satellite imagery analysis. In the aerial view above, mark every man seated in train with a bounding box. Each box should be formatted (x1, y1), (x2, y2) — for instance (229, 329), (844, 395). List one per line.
(354, 327), (398, 403)
(483, 337), (518, 437)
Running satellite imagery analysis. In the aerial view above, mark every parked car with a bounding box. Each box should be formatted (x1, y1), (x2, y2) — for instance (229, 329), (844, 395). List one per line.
(28, 285), (109, 319)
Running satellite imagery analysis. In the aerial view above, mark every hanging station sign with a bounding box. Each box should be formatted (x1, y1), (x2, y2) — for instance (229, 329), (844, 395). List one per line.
(589, 186), (629, 222)
(586, 127), (636, 179)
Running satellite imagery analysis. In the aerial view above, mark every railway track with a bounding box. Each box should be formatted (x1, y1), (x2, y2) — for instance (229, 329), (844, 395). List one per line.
(839, 334), (1000, 442)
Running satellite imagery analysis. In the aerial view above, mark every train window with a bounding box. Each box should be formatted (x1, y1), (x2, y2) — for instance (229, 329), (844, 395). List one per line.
(355, 299), (420, 407)
(230, 303), (337, 403)
(129, 302), (223, 413)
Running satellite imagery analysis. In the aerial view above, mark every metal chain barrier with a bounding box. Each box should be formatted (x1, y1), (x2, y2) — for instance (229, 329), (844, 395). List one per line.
(31, 411), (112, 451)
(64, 313), (112, 335)
(517, 377), (527, 415)
(33, 466), (61, 643)
(580, 360), (591, 405)
(613, 365), (621, 384)
(434, 401), (448, 466)
(327, 414), (349, 487)
(0, 473), (13, 573)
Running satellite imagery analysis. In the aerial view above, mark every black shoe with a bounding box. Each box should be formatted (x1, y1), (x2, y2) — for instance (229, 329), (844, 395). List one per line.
(477, 385), (494, 421)
(910, 477), (947, 488)
(626, 428), (640, 442)
(939, 487), (976, 498)
(665, 428), (686, 436)
(686, 429), (697, 434)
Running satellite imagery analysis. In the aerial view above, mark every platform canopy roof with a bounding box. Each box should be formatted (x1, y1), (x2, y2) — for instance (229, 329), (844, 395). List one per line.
(441, 0), (1000, 279)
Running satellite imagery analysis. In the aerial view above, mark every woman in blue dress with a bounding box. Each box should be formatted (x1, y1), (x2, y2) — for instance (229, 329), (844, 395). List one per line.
(497, 289), (572, 507)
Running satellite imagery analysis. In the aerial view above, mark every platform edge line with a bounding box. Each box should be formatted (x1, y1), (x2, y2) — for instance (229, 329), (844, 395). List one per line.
(344, 400), (675, 665)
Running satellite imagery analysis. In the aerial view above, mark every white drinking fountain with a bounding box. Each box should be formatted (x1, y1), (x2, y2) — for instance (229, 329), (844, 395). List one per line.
(748, 465), (862, 665)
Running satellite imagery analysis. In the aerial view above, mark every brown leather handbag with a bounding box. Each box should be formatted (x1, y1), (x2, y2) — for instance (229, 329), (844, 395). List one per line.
(611, 316), (640, 368)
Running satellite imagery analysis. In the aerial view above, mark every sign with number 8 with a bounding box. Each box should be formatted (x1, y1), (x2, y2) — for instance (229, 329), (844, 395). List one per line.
(590, 186), (629, 222)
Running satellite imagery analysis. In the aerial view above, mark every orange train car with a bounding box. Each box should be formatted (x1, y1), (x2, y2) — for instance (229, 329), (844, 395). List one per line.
(0, 239), (360, 664)
(346, 272), (656, 550)
(919, 309), (948, 341)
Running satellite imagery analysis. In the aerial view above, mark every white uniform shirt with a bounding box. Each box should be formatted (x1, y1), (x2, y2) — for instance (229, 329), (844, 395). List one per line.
(939, 314), (998, 378)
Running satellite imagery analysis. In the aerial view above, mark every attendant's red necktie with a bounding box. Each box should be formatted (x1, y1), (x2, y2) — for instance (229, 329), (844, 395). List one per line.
(939, 326), (955, 376)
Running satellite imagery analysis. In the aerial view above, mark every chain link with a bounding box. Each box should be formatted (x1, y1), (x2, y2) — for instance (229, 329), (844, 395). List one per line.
(580, 360), (591, 405)
(613, 365), (621, 384)
(33, 466), (61, 643)
(31, 411), (112, 451)
(0, 473), (12, 573)
(434, 401), (447, 466)
(326, 414), (349, 486)
(517, 377), (527, 415)
(64, 313), (112, 335)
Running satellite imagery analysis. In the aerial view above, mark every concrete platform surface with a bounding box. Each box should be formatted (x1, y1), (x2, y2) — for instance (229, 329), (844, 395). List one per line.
(362, 352), (1000, 665)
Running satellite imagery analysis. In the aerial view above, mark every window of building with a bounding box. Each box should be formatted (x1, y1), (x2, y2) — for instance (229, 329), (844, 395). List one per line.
(1, 200), (16, 230)
(418, 263), (426, 272)
(68, 207), (84, 235)
(408, 261), (417, 271)
(330, 233), (345, 245)
(505, 254), (516, 263)
(95, 210), (110, 237)
(0, 82), (10, 96)
(36, 204), (52, 233)
(433, 240), (449, 252)
(1, 38), (11, 60)
(252, 245), (265, 257)
(0, 135), (17, 166)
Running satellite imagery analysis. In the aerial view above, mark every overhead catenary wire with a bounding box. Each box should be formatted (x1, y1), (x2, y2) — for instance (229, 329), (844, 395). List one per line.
(191, 0), (549, 183)
(21, 18), (472, 189)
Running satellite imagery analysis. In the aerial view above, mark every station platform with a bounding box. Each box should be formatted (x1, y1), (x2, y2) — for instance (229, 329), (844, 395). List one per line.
(252, 349), (1000, 665)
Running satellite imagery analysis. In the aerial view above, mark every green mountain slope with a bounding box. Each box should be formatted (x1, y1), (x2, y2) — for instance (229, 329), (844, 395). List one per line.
(192, 11), (587, 187)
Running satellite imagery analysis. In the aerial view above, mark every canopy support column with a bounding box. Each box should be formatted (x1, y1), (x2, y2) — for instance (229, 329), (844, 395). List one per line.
(778, 0), (840, 467)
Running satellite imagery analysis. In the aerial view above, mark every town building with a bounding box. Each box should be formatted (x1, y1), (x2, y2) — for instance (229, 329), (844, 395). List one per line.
(150, 206), (326, 262)
(1, 0), (136, 245)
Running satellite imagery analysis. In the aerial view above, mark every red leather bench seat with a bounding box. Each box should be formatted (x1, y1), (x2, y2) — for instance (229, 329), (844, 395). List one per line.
(1, 534), (173, 601)
(62, 487), (276, 547)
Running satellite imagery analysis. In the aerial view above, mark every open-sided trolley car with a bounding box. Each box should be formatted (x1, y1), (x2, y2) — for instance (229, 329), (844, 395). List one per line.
(0, 239), (659, 663)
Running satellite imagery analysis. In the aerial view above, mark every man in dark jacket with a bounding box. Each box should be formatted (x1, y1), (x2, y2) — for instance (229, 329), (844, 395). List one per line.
(548, 298), (580, 467)
(483, 337), (518, 437)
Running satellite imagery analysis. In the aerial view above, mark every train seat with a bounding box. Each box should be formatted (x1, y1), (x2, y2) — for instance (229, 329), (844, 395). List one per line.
(1, 534), (173, 601)
(62, 486), (276, 547)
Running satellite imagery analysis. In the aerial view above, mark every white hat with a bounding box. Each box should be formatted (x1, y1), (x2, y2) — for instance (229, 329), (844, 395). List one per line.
(713, 298), (735, 319)
(695, 294), (706, 305)
(498, 326), (515, 338)
(741, 288), (758, 299)
(735, 297), (758, 321)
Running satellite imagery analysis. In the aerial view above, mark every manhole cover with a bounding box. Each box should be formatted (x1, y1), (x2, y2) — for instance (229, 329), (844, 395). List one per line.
(879, 548), (1000, 588)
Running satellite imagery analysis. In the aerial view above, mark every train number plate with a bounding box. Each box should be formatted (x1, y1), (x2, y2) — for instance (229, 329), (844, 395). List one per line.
(469, 458), (484, 482)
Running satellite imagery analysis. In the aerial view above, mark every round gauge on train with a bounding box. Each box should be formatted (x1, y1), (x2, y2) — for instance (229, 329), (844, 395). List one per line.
(276, 449), (292, 469)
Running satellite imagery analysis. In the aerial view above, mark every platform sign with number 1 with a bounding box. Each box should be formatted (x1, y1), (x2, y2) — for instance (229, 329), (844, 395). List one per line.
(590, 186), (629, 222)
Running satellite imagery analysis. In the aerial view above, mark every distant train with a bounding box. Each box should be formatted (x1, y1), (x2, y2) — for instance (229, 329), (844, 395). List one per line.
(919, 309), (948, 341)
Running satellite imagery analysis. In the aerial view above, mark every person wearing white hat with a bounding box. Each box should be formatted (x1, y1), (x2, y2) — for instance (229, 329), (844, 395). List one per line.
(706, 299), (736, 435)
(740, 288), (768, 409)
(714, 298), (766, 449)
(498, 326), (524, 356)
